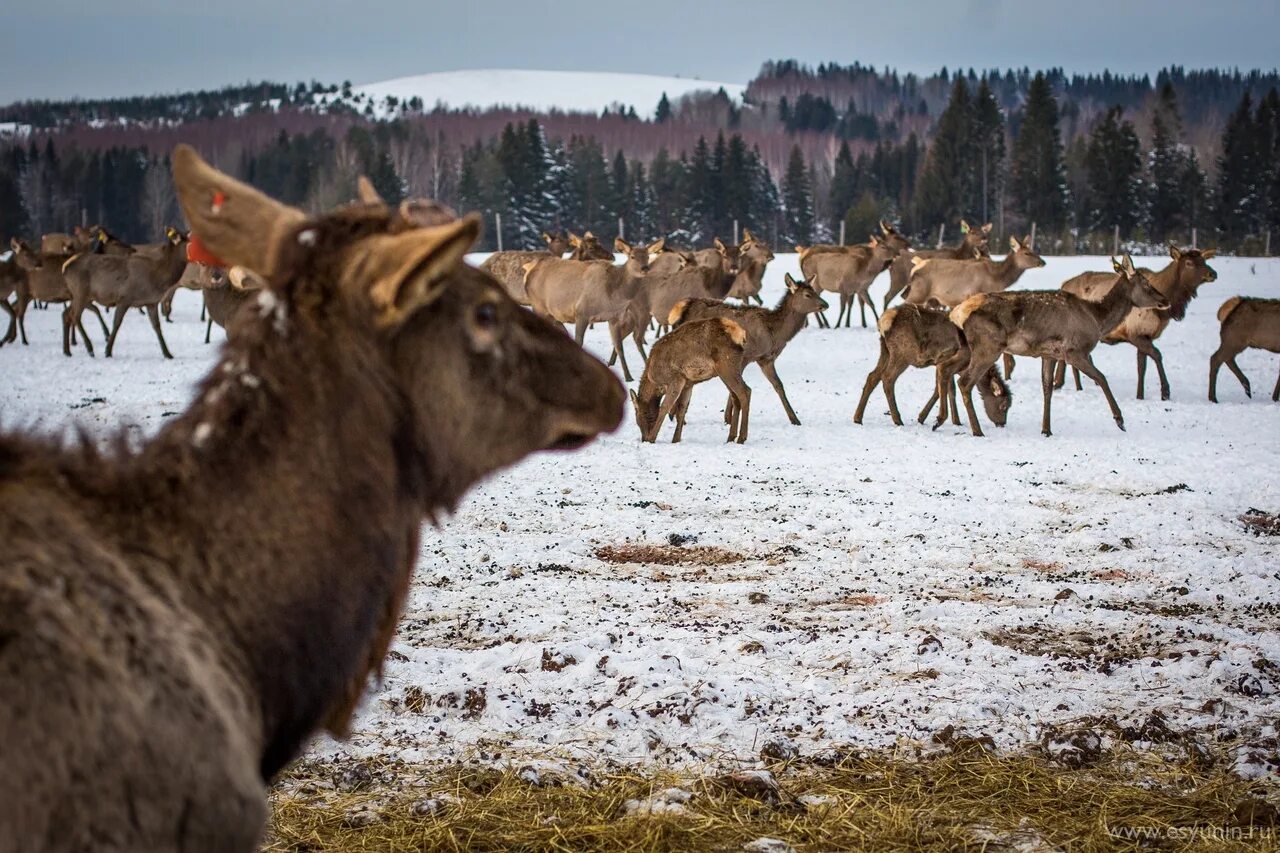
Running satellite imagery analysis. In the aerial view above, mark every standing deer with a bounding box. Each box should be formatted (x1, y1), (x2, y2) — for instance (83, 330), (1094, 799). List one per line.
(523, 237), (663, 381)
(615, 249), (733, 356)
(904, 235), (1044, 309)
(631, 318), (751, 443)
(670, 273), (827, 425)
(802, 235), (900, 328)
(568, 231), (615, 261)
(9, 238), (110, 346)
(1209, 297), (1280, 403)
(883, 220), (992, 309)
(61, 227), (189, 358)
(1, 255), (27, 346)
(854, 303), (1011, 430)
(949, 255), (1168, 436)
(1055, 246), (1218, 399)
(0, 144), (623, 852)
(479, 230), (573, 305)
(692, 236), (745, 278)
(797, 220), (910, 262)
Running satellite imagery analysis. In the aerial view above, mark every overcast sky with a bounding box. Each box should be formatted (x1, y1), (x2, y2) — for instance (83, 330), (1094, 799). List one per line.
(2, 0), (1277, 105)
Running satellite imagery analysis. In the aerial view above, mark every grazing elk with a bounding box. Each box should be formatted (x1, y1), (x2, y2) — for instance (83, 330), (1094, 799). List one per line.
(1, 255), (27, 346)
(10, 238), (110, 346)
(670, 272), (827, 425)
(802, 234), (900, 328)
(853, 303), (1011, 429)
(479, 230), (573, 304)
(883, 220), (993, 309)
(523, 237), (663, 381)
(1055, 246), (1218, 399)
(904, 235), (1044, 310)
(949, 255), (1168, 436)
(632, 318), (751, 443)
(0, 144), (623, 852)
(1209, 297), (1280, 403)
(61, 227), (189, 358)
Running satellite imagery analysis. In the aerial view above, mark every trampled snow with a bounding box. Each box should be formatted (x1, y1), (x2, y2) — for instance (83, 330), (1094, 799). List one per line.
(3, 254), (1278, 771)
(351, 69), (745, 116)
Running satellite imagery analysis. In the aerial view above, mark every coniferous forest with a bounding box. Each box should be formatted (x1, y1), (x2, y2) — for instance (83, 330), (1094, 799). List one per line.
(2, 60), (1280, 254)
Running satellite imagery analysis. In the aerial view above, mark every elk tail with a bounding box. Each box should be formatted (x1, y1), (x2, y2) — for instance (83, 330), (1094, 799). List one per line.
(1217, 295), (1243, 324)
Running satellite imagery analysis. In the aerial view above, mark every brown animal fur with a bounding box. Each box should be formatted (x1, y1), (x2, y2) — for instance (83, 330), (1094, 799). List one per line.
(9, 238), (111, 347)
(854, 303), (1010, 429)
(0, 255), (27, 346)
(950, 255), (1168, 436)
(479, 231), (573, 304)
(670, 273), (827, 425)
(631, 318), (751, 443)
(883, 221), (992, 309)
(802, 235), (901, 328)
(905, 235), (1044, 309)
(1056, 246), (1218, 399)
(0, 145), (624, 851)
(1209, 297), (1280, 402)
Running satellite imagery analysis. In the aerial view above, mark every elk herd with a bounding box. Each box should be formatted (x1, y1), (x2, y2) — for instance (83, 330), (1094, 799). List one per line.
(5, 202), (1279, 441)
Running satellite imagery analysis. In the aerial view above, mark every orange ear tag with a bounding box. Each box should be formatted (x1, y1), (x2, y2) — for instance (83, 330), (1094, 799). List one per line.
(187, 233), (227, 267)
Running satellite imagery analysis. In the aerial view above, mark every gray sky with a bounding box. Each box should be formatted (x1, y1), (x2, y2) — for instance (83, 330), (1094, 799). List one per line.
(1, 0), (1277, 105)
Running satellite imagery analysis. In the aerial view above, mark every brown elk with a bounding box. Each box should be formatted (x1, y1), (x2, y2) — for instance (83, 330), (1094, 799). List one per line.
(670, 272), (827, 425)
(1055, 246), (1218, 399)
(631, 318), (751, 443)
(0, 255), (25, 346)
(61, 227), (189, 358)
(853, 303), (1010, 429)
(692, 236), (745, 278)
(802, 234), (900, 328)
(949, 255), (1168, 436)
(0, 145), (623, 852)
(1209, 297), (1280, 403)
(568, 231), (615, 261)
(797, 220), (910, 261)
(883, 220), (992, 309)
(479, 230), (573, 304)
(904, 235), (1044, 310)
(9, 238), (111, 346)
(523, 237), (663, 381)
(614, 249), (733, 357)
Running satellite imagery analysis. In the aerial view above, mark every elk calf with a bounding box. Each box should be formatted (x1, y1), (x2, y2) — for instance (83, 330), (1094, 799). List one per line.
(802, 235), (899, 328)
(480, 231), (572, 304)
(950, 255), (1168, 436)
(632, 318), (751, 443)
(905, 235), (1043, 309)
(670, 273), (827, 425)
(854, 303), (1010, 429)
(883, 221), (992, 309)
(1209, 297), (1280, 402)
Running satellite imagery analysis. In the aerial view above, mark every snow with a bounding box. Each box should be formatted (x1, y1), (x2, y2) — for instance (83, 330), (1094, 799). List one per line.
(351, 69), (745, 116)
(3, 254), (1279, 773)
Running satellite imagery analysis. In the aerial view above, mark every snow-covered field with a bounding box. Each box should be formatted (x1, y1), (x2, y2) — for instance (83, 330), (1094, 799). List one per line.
(3, 254), (1279, 774)
(352, 69), (745, 116)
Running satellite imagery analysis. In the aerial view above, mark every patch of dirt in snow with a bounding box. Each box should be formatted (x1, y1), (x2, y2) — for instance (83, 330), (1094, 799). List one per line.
(594, 542), (747, 566)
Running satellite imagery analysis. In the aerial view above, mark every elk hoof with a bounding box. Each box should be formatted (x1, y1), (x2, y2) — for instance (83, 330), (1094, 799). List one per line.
(1160, 391), (1170, 401)
(1115, 419), (1126, 431)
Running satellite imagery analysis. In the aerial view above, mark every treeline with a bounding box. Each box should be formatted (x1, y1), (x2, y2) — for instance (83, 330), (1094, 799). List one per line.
(3, 59), (1280, 254)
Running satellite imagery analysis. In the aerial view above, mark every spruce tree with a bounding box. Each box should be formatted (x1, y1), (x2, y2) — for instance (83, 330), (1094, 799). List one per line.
(914, 77), (974, 230)
(1011, 72), (1069, 233)
(655, 92), (672, 123)
(1084, 106), (1143, 236)
(1148, 83), (1189, 242)
(1216, 91), (1261, 241)
(972, 79), (1005, 225)
(782, 144), (814, 245)
(828, 141), (859, 238)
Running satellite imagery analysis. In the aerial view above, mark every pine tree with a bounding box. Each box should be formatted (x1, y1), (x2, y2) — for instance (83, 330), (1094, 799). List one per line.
(650, 147), (687, 240)
(683, 136), (715, 243)
(828, 141), (859, 238)
(1257, 87), (1280, 234)
(1084, 106), (1143, 236)
(1216, 91), (1261, 241)
(721, 134), (753, 239)
(1148, 83), (1189, 242)
(610, 149), (629, 236)
(655, 92), (672, 123)
(781, 144), (814, 245)
(972, 79), (1005, 226)
(1011, 72), (1069, 233)
(915, 77), (975, 231)
(627, 160), (659, 240)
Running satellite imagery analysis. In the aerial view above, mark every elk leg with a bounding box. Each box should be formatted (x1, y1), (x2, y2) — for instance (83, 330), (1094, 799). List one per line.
(859, 292), (879, 328)
(1052, 359), (1065, 389)
(1069, 353), (1124, 431)
(61, 306), (73, 356)
(1133, 337), (1170, 400)
(948, 375), (962, 425)
(835, 294), (848, 328)
(573, 317), (589, 347)
(758, 358), (800, 425)
(956, 364), (987, 438)
(1272, 363), (1280, 402)
(720, 371), (751, 443)
(1209, 349), (1225, 402)
(89, 303), (110, 341)
(161, 284), (177, 322)
(1040, 357), (1056, 436)
(14, 292), (29, 345)
(753, 294), (764, 306)
(1003, 353), (1016, 379)
(1073, 366), (1083, 391)
(201, 298), (207, 323)
(146, 304), (174, 359)
(205, 316), (214, 344)
(105, 300), (131, 358)
(648, 382), (684, 442)
(880, 363), (908, 426)
(854, 341), (888, 424)
(607, 321), (633, 382)
(1224, 358), (1252, 397)
(919, 387), (940, 425)
(671, 384), (694, 443)
(0, 300), (14, 346)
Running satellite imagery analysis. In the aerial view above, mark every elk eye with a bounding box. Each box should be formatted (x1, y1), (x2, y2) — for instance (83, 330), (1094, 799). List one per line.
(474, 302), (498, 328)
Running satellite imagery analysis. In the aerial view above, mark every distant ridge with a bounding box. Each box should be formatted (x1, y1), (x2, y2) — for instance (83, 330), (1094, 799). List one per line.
(351, 69), (746, 117)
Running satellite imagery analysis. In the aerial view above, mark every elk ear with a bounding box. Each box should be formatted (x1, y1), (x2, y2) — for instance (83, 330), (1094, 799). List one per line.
(1009, 236), (1021, 251)
(568, 232), (582, 247)
(584, 231), (596, 240)
(541, 231), (552, 244)
(1201, 248), (1217, 260)
(714, 237), (726, 251)
(743, 228), (756, 241)
(367, 214), (481, 329)
(356, 175), (384, 205)
(1111, 256), (1124, 273)
(982, 223), (993, 234)
(647, 237), (665, 255)
(172, 144), (307, 278)
(228, 266), (268, 291)
(1122, 254), (1136, 275)
(784, 272), (799, 291)
(614, 237), (631, 253)
(629, 388), (639, 407)
(1169, 244), (1181, 260)
(960, 220), (971, 234)
(989, 375), (1004, 396)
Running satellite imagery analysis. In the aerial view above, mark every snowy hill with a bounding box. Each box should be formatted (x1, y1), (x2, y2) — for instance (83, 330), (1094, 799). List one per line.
(350, 69), (745, 117)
